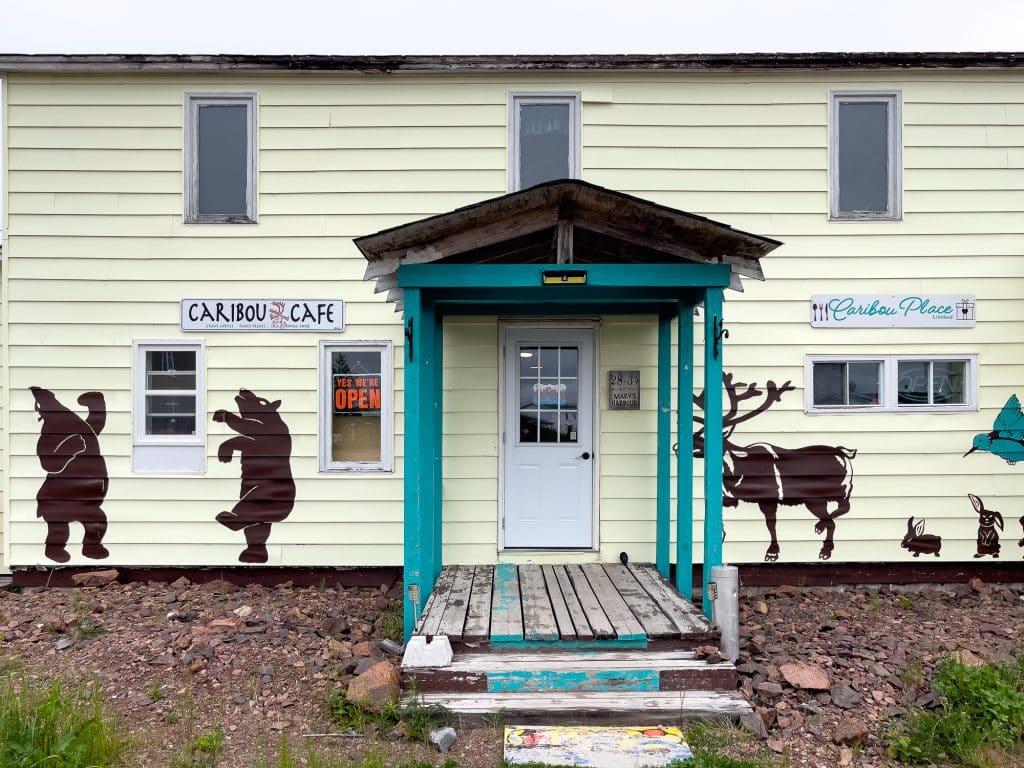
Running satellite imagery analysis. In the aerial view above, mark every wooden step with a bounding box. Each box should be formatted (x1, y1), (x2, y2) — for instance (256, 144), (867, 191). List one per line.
(404, 649), (736, 693)
(406, 690), (753, 723)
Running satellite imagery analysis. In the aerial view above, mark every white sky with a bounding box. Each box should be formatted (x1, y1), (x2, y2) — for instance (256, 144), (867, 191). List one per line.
(1, 0), (1022, 55)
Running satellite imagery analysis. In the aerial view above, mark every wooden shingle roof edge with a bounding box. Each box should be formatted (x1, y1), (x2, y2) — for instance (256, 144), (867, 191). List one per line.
(0, 52), (1020, 73)
(355, 179), (783, 309)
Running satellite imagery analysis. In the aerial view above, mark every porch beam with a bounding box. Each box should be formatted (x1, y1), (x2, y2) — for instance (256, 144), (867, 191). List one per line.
(702, 288), (725, 619)
(675, 301), (694, 601)
(439, 300), (689, 318)
(436, 289), (700, 303)
(398, 262), (732, 289)
(656, 311), (672, 578)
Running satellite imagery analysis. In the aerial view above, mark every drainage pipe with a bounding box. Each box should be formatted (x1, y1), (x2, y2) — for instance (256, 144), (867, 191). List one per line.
(710, 564), (739, 662)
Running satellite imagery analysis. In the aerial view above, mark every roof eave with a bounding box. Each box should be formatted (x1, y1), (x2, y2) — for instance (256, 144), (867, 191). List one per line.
(0, 51), (1021, 74)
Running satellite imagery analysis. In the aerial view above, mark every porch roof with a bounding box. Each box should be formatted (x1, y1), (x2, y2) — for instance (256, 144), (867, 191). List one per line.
(354, 179), (782, 311)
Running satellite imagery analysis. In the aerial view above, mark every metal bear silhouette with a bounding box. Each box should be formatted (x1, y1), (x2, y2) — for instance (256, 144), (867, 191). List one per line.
(214, 389), (295, 563)
(964, 394), (1024, 465)
(30, 387), (109, 563)
(694, 374), (857, 562)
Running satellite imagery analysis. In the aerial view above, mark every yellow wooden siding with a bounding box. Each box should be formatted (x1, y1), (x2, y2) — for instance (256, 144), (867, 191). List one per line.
(2, 69), (1023, 568)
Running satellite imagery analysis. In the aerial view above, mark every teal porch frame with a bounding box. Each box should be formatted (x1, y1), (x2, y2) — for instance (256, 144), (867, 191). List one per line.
(398, 262), (729, 638)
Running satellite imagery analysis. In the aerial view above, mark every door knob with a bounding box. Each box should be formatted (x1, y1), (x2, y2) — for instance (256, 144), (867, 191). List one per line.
(578, 451), (591, 460)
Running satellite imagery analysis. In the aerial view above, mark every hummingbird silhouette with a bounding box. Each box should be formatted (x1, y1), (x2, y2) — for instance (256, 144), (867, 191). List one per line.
(964, 394), (1024, 465)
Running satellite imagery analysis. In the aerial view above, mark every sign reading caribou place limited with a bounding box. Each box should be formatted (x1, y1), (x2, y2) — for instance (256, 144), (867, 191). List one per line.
(180, 299), (344, 332)
(810, 295), (976, 328)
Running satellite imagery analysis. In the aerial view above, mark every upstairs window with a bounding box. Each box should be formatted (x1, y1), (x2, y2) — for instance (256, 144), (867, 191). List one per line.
(184, 93), (257, 223)
(509, 92), (581, 191)
(829, 91), (902, 220)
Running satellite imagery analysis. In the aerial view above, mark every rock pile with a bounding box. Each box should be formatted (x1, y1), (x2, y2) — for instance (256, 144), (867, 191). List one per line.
(735, 580), (1024, 766)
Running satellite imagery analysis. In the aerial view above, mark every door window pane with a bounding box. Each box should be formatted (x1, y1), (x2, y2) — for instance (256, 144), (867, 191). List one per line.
(517, 344), (581, 443)
(538, 412), (559, 443)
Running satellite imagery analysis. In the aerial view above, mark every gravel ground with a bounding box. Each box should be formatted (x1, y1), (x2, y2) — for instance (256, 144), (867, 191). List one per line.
(1, 572), (1022, 767)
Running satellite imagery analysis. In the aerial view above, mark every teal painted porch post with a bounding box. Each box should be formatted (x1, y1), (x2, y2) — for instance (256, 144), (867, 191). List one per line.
(431, 305), (444, 584)
(656, 312), (672, 578)
(675, 301), (694, 599)
(417, 296), (439, 589)
(402, 288), (425, 640)
(702, 288), (725, 618)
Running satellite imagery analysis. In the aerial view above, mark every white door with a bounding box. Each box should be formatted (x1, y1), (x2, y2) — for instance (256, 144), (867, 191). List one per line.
(502, 327), (595, 548)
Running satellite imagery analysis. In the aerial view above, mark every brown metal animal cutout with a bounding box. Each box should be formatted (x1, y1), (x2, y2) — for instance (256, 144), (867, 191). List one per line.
(214, 389), (295, 563)
(968, 493), (1003, 558)
(30, 387), (109, 563)
(694, 374), (857, 562)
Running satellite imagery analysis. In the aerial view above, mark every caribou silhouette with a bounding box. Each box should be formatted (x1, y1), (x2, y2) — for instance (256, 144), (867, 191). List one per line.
(694, 374), (857, 562)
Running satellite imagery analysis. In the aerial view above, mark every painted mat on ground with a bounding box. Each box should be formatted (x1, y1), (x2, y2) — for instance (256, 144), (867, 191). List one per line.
(504, 725), (692, 766)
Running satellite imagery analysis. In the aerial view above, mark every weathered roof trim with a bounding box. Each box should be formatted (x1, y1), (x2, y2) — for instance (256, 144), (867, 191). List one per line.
(0, 52), (1020, 74)
(356, 179), (781, 310)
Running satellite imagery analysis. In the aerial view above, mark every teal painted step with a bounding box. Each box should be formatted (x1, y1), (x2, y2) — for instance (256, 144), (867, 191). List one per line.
(404, 649), (737, 694)
(488, 669), (659, 693)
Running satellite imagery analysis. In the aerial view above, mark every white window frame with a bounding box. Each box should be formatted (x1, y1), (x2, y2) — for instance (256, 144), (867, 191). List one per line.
(184, 92), (257, 224)
(319, 340), (394, 472)
(132, 340), (206, 473)
(508, 91), (582, 192)
(828, 90), (902, 221)
(805, 354), (977, 414)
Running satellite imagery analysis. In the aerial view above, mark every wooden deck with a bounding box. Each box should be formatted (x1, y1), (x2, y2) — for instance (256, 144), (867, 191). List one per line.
(413, 562), (717, 648)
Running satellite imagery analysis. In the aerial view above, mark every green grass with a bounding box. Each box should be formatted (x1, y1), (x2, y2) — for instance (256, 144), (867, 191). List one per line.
(0, 674), (126, 768)
(169, 726), (224, 768)
(889, 652), (1024, 767)
(327, 690), (452, 743)
(685, 720), (781, 768)
(378, 600), (404, 645)
(259, 741), (458, 768)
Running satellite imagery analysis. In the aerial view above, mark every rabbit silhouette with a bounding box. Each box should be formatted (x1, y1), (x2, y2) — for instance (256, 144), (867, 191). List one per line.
(969, 493), (1003, 558)
(902, 516), (941, 557)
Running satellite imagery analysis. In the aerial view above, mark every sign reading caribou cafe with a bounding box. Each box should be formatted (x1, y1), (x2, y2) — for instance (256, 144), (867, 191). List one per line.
(810, 295), (976, 328)
(180, 299), (345, 332)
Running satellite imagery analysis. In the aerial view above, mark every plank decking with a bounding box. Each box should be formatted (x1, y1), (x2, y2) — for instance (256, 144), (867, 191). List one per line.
(413, 562), (716, 647)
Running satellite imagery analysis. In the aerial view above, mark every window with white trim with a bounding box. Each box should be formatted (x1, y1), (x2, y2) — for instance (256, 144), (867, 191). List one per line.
(319, 341), (393, 471)
(184, 92), (257, 223)
(509, 92), (581, 191)
(133, 341), (205, 472)
(806, 355), (976, 413)
(829, 90), (902, 220)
